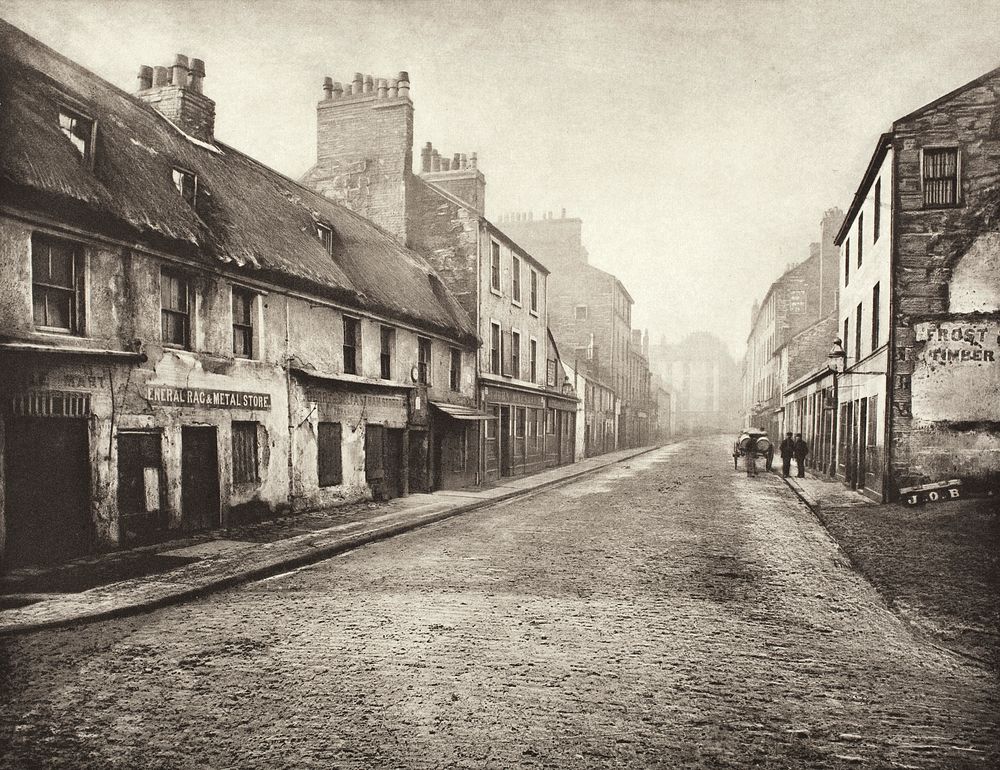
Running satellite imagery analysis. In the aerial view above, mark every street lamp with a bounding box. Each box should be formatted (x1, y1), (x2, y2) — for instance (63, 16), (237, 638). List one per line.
(827, 338), (847, 476)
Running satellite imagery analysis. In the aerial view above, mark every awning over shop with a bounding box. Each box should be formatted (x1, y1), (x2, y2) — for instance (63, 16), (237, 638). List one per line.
(430, 401), (497, 421)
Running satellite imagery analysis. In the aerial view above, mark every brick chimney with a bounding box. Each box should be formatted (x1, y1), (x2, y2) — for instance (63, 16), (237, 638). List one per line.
(136, 54), (215, 143)
(418, 141), (486, 214)
(301, 71), (414, 241)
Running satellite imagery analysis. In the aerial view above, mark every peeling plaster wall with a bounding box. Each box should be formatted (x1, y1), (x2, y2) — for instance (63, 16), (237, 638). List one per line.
(949, 231), (1000, 312)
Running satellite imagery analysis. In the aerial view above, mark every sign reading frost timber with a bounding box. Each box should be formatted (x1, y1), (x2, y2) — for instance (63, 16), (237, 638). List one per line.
(145, 385), (272, 410)
(912, 320), (1000, 421)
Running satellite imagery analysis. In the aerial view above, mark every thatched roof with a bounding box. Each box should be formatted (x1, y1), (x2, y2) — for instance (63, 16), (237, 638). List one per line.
(0, 20), (476, 345)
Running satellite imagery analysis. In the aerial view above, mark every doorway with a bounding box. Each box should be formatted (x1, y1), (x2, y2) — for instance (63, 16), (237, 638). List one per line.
(4, 416), (90, 566)
(117, 431), (166, 544)
(499, 406), (512, 477)
(181, 426), (220, 531)
(856, 399), (868, 491)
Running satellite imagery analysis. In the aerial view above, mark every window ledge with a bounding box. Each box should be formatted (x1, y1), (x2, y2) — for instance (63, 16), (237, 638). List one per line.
(490, 288), (503, 298)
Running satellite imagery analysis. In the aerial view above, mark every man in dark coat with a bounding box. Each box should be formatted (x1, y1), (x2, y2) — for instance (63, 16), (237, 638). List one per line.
(779, 432), (794, 477)
(793, 433), (809, 478)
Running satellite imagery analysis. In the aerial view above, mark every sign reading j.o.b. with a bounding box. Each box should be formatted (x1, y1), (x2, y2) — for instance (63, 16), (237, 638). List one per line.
(145, 385), (272, 410)
(900, 479), (962, 506)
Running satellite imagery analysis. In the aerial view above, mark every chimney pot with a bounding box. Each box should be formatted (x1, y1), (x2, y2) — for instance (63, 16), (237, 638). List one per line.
(171, 54), (189, 88)
(431, 150), (441, 172)
(420, 142), (432, 173)
(188, 57), (205, 93)
(352, 72), (363, 95)
(190, 58), (205, 77)
(363, 74), (374, 93)
(460, 153), (467, 169)
(452, 153), (461, 169)
(323, 76), (334, 99)
(561, 207), (566, 218)
(397, 71), (410, 98)
(377, 78), (388, 98)
(470, 152), (477, 169)
(137, 65), (153, 91)
(152, 65), (170, 87)
(442, 158), (451, 171)
(332, 81), (343, 98)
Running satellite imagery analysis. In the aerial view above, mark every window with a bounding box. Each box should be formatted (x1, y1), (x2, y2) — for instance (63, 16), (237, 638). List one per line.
(490, 241), (501, 292)
(486, 406), (498, 439)
(343, 316), (360, 375)
(855, 303), (863, 361)
(530, 270), (538, 313)
(511, 255), (521, 303)
(844, 240), (850, 286)
(511, 331), (521, 378)
(923, 147), (959, 207)
(873, 179), (881, 243)
(231, 422), (259, 484)
(232, 287), (254, 358)
(546, 408), (556, 435)
(318, 422), (343, 487)
(32, 234), (83, 334)
(58, 108), (93, 162)
(529, 338), (538, 382)
(449, 347), (461, 391)
(317, 223), (334, 255)
(857, 213), (863, 267)
(843, 318), (850, 361)
(160, 268), (190, 348)
(380, 326), (394, 379)
(418, 336), (431, 385)
(871, 283), (881, 350)
(575, 305), (588, 320)
(515, 407), (525, 438)
(172, 168), (197, 207)
(490, 322), (501, 374)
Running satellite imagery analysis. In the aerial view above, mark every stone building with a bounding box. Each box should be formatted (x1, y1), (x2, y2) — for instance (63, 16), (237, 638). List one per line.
(563, 359), (619, 460)
(300, 74), (578, 481)
(830, 64), (1000, 499)
(0, 22), (479, 567)
(499, 211), (654, 448)
(740, 209), (843, 437)
(648, 332), (741, 436)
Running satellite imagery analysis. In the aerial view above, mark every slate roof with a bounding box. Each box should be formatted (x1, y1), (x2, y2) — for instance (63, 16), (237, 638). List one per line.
(0, 20), (477, 344)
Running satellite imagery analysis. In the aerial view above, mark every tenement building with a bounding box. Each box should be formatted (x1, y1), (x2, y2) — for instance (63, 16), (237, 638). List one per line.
(648, 332), (741, 436)
(827, 64), (1000, 499)
(0, 22), (479, 567)
(740, 208), (843, 438)
(499, 211), (654, 449)
(301, 74), (578, 481)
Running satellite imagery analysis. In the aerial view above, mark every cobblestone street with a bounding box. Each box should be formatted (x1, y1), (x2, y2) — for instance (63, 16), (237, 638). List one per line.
(1, 436), (997, 769)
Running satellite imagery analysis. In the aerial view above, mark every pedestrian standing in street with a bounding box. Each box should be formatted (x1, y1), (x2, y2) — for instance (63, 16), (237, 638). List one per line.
(794, 433), (809, 478)
(779, 432), (794, 477)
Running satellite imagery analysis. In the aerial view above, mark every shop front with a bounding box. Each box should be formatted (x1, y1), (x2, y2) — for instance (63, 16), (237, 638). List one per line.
(428, 400), (492, 491)
(481, 383), (547, 482)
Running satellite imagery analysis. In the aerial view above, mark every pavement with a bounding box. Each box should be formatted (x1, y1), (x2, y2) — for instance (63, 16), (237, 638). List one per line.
(2, 435), (996, 769)
(779, 470), (877, 512)
(0, 444), (660, 636)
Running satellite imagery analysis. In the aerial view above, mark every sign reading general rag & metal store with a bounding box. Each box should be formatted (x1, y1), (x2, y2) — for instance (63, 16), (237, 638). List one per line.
(145, 385), (272, 410)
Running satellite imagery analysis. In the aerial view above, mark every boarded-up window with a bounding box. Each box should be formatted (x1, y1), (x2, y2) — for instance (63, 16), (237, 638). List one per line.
(923, 147), (958, 207)
(232, 421), (259, 483)
(318, 422), (343, 487)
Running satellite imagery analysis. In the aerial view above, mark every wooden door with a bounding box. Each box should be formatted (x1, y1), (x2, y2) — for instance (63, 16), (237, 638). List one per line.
(181, 426), (220, 531)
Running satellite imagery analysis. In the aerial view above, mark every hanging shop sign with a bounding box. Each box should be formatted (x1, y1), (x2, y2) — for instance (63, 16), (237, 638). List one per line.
(145, 385), (272, 410)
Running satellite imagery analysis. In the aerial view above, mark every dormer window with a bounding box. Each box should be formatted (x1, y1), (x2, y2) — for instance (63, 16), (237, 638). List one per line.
(58, 108), (94, 163)
(172, 168), (197, 206)
(317, 223), (334, 255)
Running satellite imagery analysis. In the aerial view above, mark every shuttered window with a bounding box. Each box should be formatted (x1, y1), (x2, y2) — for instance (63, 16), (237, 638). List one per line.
(232, 422), (259, 483)
(923, 147), (958, 207)
(318, 422), (343, 487)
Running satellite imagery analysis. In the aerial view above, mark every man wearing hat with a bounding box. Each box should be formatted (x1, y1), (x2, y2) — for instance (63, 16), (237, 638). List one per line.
(779, 432), (795, 478)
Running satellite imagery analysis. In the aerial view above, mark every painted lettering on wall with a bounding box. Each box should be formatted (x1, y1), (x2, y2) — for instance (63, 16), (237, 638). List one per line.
(916, 323), (1000, 365)
(146, 385), (272, 410)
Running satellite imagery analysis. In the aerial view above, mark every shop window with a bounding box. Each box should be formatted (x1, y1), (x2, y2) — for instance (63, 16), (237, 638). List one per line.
(232, 287), (254, 358)
(160, 268), (190, 348)
(32, 233), (84, 334)
(486, 407), (498, 440)
(515, 406), (526, 438)
(318, 422), (343, 487)
(343, 316), (360, 375)
(449, 347), (461, 391)
(537, 409), (545, 444)
(530, 269), (538, 313)
(380, 326), (394, 379)
(418, 336), (432, 385)
(511, 255), (521, 304)
(59, 107), (94, 163)
(546, 408), (556, 435)
(231, 422), (259, 483)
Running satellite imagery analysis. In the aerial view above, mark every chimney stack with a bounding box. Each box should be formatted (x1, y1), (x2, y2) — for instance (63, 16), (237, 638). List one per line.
(137, 53), (216, 143)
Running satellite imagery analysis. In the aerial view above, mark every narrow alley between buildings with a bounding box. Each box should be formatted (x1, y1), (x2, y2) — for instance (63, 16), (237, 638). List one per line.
(1, 436), (996, 769)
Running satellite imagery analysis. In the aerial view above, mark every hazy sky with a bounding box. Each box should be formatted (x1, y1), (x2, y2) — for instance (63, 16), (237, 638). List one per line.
(4, 0), (1000, 357)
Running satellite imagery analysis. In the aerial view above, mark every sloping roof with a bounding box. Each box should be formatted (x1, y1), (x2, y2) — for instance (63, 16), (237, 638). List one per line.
(0, 20), (476, 344)
(833, 132), (893, 246)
